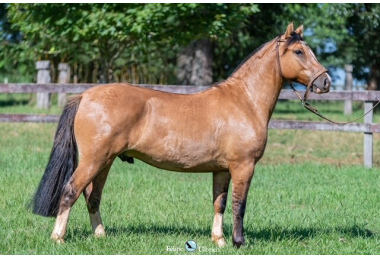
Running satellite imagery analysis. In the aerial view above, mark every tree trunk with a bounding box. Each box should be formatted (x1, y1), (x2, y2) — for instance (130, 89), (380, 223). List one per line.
(368, 64), (380, 90)
(99, 61), (107, 84)
(177, 39), (213, 86)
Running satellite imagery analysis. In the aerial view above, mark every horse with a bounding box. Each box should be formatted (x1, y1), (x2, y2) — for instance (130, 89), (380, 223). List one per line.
(31, 22), (331, 248)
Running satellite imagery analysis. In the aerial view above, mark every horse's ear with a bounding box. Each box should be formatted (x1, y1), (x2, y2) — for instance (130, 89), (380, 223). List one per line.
(295, 24), (304, 38)
(284, 22), (294, 39)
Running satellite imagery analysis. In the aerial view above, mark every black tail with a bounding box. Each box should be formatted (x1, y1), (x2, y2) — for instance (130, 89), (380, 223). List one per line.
(31, 95), (82, 217)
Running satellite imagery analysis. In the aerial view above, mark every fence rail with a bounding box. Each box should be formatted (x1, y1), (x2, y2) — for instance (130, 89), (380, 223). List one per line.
(2, 83), (380, 100)
(0, 83), (379, 167)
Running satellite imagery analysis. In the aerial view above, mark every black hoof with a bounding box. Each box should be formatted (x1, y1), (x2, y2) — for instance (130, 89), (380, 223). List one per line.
(233, 237), (245, 248)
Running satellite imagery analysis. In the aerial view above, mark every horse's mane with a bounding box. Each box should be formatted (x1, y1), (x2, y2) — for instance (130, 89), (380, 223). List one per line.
(228, 38), (275, 78)
(229, 32), (304, 78)
(211, 31), (303, 88)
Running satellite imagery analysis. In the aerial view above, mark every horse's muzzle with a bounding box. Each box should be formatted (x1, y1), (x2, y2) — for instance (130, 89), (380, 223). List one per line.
(312, 73), (331, 94)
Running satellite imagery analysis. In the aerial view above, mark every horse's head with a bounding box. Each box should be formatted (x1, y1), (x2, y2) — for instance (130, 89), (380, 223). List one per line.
(277, 22), (331, 95)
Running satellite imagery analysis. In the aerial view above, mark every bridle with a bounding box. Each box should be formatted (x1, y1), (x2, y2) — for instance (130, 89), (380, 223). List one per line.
(276, 37), (328, 103)
(276, 37), (380, 125)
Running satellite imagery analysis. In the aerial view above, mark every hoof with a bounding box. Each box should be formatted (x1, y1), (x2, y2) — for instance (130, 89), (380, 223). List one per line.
(233, 237), (245, 248)
(212, 235), (227, 247)
(215, 238), (227, 247)
(94, 225), (106, 238)
(94, 231), (106, 238)
(51, 233), (65, 244)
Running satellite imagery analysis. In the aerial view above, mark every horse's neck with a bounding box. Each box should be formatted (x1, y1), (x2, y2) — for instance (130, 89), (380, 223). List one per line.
(221, 39), (283, 124)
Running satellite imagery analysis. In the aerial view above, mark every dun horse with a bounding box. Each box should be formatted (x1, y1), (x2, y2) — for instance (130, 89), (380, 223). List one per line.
(31, 23), (331, 247)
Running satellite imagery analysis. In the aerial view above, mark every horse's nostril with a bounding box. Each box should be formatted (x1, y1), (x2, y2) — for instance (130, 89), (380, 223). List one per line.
(324, 78), (330, 90)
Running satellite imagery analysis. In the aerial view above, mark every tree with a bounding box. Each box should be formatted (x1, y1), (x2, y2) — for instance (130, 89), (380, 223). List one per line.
(169, 4), (259, 85)
(6, 3), (259, 85)
(126, 3), (259, 85)
(6, 3), (379, 89)
(339, 4), (380, 90)
(0, 3), (34, 83)
(8, 4), (144, 83)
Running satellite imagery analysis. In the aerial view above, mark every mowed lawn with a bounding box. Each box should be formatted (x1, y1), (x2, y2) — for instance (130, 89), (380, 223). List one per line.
(0, 122), (379, 255)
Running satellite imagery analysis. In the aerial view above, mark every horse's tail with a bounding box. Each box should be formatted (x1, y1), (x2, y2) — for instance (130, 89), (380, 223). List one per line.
(30, 95), (82, 217)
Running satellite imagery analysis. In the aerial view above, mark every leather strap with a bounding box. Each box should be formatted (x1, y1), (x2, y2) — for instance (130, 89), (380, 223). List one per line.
(276, 37), (379, 125)
(289, 81), (380, 125)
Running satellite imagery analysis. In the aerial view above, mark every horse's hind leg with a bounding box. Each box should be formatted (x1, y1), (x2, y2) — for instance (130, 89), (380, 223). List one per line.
(212, 171), (231, 247)
(83, 164), (112, 237)
(51, 158), (114, 243)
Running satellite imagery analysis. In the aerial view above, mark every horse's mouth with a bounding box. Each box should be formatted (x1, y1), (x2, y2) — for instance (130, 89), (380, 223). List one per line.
(310, 75), (331, 94)
(311, 84), (324, 94)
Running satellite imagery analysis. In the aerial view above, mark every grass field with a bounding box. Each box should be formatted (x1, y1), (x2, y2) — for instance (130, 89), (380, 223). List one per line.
(0, 95), (380, 255)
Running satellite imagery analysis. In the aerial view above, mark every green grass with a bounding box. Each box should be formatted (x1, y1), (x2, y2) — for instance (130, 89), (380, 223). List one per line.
(273, 99), (380, 123)
(0, 123), (379, 255)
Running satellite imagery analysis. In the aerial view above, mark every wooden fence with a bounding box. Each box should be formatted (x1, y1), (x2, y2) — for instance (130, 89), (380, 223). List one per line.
(0, 83), (379, 168)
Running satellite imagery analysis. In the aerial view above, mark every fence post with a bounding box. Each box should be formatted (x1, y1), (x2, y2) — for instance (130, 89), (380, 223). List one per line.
(36, 60), (51, 109)
(58, 63), (71, 108)
(344, 64), (353, 115)
(364, 101), (373, 168)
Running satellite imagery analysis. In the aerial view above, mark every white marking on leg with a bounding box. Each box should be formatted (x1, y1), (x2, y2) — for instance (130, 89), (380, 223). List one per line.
(212, 213), (227, 247)
(51, 208), (71, 243)
(90, 211), (106, 237)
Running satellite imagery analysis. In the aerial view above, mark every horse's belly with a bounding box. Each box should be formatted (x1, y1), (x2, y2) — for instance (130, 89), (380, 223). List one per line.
(122, 96), (230, 172)
(125, 147), (228, 173)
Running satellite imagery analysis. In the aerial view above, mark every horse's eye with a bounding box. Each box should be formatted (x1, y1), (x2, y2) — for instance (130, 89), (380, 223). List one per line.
(294, 50), (303, 55)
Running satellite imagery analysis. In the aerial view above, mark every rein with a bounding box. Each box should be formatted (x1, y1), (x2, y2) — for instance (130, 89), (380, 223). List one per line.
(276, 38), (380, 125)
(288, 82), (380, 125)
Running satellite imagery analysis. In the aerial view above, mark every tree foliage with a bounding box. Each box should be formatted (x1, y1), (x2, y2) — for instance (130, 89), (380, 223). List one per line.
(5, 3), (258, 84)
(279, 3), (380, 88)
(1, 3), (380, 88)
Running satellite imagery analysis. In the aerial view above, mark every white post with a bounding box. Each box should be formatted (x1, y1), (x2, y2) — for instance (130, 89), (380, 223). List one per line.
(364, 101), (373, 168)
(36, 60), (51, 109)
(58, 63), (71, 108)
(344, 64), (353, 115)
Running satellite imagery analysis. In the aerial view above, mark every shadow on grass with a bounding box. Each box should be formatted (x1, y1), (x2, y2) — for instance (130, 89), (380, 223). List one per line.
(66, 224), (210, 242)
(68, 223), (376, 243)
(107, 224), (211, 237)
(246, 224), (375, 242)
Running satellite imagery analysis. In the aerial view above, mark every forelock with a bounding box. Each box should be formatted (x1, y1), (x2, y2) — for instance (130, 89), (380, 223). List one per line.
(284, 32), (304, 49)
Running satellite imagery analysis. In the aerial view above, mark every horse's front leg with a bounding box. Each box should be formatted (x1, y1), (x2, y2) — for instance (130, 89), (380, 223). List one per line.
(230, 161), (254, 248)
(212, 171), (231, 247)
